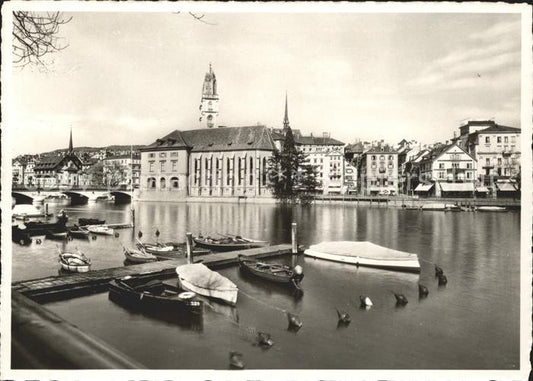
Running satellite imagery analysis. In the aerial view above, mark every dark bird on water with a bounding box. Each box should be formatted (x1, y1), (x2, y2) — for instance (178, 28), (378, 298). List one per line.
(438, 274), (448, 286)
(435, 265), (444, 277)
(229, 351), (245, 369)
(359, 295), (373, 308)
(155, 228), (160, 237)
(418, 284), (429, 298)
(256, 332), (274, 348)
(138, 230), (143, 239)
(336, 308), (351, 324)
(287, 312), (303, 331)
(36, 239), (42, 244)
(114, 232), (120, 238)
(391, 291), (408, 306)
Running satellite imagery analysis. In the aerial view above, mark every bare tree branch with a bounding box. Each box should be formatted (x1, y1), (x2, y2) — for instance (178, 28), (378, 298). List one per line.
(12, 11), (72, 68)
(188, 12), (217, 26)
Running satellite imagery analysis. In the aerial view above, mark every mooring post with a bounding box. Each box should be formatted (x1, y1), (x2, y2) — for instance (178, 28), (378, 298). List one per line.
(291, 222), (298, 254)
(186, 232), (194, 264)
(131, 208), (135, 228)
(45, 203), (48, 216)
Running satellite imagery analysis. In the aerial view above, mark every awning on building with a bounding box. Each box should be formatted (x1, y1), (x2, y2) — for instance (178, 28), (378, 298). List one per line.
(475, 186), (490, 193)
(414, 183), (434, 192)
(496, 182), (517, 192)
(439, 182), (474, 192)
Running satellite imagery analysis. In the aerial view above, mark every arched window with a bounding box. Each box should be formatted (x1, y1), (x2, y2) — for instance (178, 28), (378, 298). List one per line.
(170, 177), (179, 189)
(262, 157), (267, 185)
(160, 177), (166, 189)
(147, 177), (156, 189)
(249, 156), (254, 185)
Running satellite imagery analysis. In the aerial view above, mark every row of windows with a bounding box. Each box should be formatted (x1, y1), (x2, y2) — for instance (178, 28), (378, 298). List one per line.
(371, 155), (395, 161)
(438, 162), (473, 169)
(484, 136), (515, 144)
(147, 177), (179, 189)
(148, 152), (179, 159)
(193, 157), (269, 187)
(148, 160), (178, 172)
(369, 180), (394, 186)
(371, 164), (394, 169)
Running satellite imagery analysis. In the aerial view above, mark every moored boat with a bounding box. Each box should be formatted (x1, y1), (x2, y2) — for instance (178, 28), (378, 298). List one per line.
(238, 255), (304, 288)
(477, 206), (508, 212)
(46, 230), (68, 240)
(421, 203), (446, 211)
(108, 275), (203, 315)
(193, 234), (268, 252)
(123, 247), (158, 263)
(176, 263), (239, 306)
(79, 218), (106, 226)
(136, 241), (177, 254)
(304, 241), (421, 273)
(86, 225), (114, 235)
(58, 249), (91, 272)
(68, 226), (90, 239)
(12, 225), (32, 245)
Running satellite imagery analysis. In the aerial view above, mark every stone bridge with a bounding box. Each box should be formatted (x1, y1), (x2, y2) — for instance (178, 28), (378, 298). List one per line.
(11, 189), (132, 205)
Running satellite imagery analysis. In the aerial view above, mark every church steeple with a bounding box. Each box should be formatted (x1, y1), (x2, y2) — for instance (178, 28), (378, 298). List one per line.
(283, 92), (290, 131)
(199, 63), (219, 128)
(68, 128), (73, 154)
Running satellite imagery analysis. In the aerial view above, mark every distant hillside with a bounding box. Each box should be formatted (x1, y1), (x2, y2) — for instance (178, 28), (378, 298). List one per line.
(15, 145), (146, 162)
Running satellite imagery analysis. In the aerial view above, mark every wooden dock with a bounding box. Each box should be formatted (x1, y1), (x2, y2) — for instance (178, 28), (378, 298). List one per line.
(12, 244), (294, 302)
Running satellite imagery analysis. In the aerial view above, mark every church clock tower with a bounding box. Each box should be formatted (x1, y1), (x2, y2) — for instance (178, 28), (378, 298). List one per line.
(199, 63), (219, 128)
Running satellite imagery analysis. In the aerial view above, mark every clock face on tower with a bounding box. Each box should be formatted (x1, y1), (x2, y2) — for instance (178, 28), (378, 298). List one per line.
(207, 115), (213, 121)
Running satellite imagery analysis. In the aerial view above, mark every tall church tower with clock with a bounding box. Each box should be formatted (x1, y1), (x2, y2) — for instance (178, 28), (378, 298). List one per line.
(199, 63), (219, 128)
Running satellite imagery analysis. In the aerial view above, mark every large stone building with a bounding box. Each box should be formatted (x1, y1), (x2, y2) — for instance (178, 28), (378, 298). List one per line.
(138, 125), (275, 200)
(357, 144), (399, 196)
(103, 153), (141, 188)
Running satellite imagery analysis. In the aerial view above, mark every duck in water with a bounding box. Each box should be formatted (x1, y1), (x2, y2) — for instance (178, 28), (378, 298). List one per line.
(392, 291), (408, 306)
(438, 273), (448, 286)
(359, 295), (373, 309)
(418, 284), (429, 298)
(155, 228), (160, 238)
(229, 351), (245, 369)
(256, 332), (274, 348)
(435, 265), (444, 277)
(138, 230), (143, 239)
(335, 308), (351, 325)
(287, 312), (303, 331)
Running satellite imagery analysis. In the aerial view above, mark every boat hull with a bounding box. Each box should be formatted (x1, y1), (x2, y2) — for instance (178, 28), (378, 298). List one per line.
(87, 226), (114, 235)
(124, 249), (158, 263)
(477, 206), (507, 212)
(238, 256), (296, 286)
(304, 249), (421, 273)
(194, 238), (268, 252)
(176, 264), (238, 306)
(108, 279), (203, 315)
(59, 262), (90, 272)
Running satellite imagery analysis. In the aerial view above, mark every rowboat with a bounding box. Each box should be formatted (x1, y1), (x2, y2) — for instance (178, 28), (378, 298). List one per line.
(108, 275), (203, 315)
(136, 241), (177, 254)
(193, 234), (268, 252)
(123, 247), (158, 263)
(304, 241), (421, 273)
(46, 230), (68, 240)
(238, 255), (304, 288)
(86, 225), (114, 235)
(68, 226), (90, 239)
(58, 250), (91, 272)
(421, 203), (446, 211)
(78, 218), (106, 226)
(477, 206), (507, 212)
(12, 225), (32, 245)
(176, 263), (239, 306)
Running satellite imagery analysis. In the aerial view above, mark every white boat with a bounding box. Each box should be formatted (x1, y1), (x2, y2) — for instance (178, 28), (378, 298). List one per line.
(176, 263), (238, 306)
(304, 241), (421, 273)
(421, 203), (446, 211)
(58, 250), (91, 272)
(86, 225), (114, 235)
(12, 204), (48, 219)
(477, 206), (508, 212)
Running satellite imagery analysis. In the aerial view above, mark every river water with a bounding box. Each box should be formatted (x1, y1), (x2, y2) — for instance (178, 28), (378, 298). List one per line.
(11, 201), (520, 369)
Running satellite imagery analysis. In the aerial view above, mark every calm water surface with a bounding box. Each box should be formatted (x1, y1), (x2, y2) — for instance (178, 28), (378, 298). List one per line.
(12, 201), (520, 369)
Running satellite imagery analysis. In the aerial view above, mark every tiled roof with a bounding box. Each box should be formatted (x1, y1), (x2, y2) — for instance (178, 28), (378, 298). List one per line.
(142, 126), (276, 152)
(365, 144), (397, 154)
(345, 142), (364, 153)
(471, 124), (521, 135)
(294, 135), (344, 146)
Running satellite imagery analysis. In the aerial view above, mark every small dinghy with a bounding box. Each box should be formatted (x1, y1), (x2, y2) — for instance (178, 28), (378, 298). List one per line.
(108, 275), (203, 315)
(123, 247), (158, 263)
(176, 263), (239, 306)
(68, 225), (90, 239)
(194, 234), (268, 252)
(46, 230), (68, 240)
(58, 249), (91, 272)
(304, 241), (421, 273)
(136, 241), (177, 254)
(79, 218), (106, 226)
(86, 225), (114, 235)
(238, 255), (303, 289)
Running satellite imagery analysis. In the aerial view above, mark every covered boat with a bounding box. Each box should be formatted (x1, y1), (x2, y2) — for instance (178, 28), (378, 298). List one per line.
(86, 225), (114, 235)
(176, 263), (238, 305)
(58, 250), (91, 272)
(12, 204), (49, 219)
(136, 241), (177, 254)
(238, 255), (304, 288)
(108, 276), (203, 315)
(304, 241), (421, 273)
(194, 235), (268, 252)
(123, 247), (158, 263)
(477, 206), (507, 212)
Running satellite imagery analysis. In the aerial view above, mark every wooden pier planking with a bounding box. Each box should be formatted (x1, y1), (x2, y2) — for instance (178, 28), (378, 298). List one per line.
(12, 244), (293, 302)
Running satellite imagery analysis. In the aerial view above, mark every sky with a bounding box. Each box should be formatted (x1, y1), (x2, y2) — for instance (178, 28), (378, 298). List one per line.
(9, 8), (523, 156)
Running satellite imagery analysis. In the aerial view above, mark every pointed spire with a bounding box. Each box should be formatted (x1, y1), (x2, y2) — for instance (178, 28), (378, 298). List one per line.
(68, 127), (73, 154)
(283, 92), (290, 131)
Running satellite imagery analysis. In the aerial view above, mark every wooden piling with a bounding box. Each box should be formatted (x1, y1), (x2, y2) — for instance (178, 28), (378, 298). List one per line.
(291, 222), (298, 254)
(186, 232), (194, 264)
